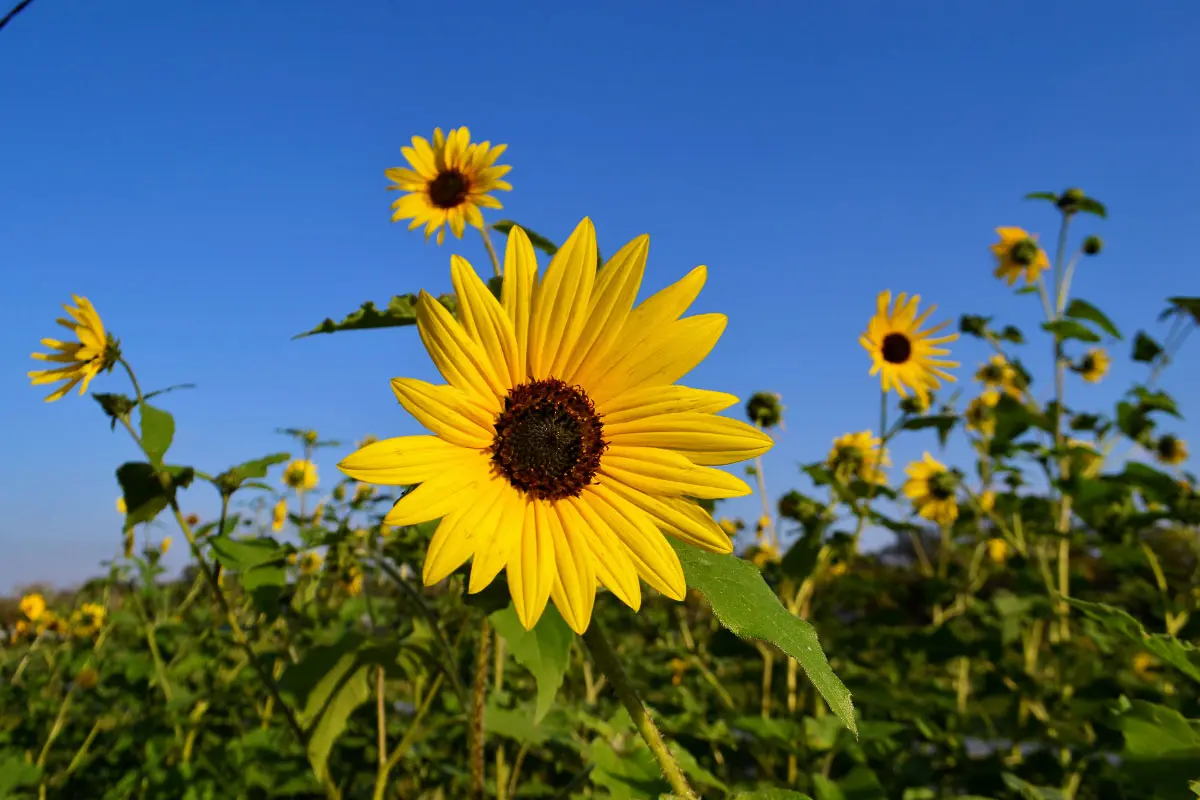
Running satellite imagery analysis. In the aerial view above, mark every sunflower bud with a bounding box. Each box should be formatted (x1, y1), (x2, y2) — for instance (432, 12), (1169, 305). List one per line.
(778, 490), (818, 521)
(1082, 235), (1103, 256)
(303, 430), (319, 445)
(746, 392), (783, 429)
(1057, 187), (1085, 213)
(332, 484), (347, 502)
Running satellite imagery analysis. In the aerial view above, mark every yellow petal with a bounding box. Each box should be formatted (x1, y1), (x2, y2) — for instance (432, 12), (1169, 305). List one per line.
(603, 479), (734, 554)
(560, 234), (648, 382)
(415, 291), (505, 410)
(507, 500), (555, 630)
(547, 502), (597, 634)
(604, 413), (774, 466)
(338, 436), (475, 485)
(422, 513), (473, 585)
(579, 485), (686, 600)
(557, 498), (641, 611)
(468, 489), (525, 594)
(597, 385), (738, 423)
(600, 445), (752, 499)
(451, 255), (520, 389)
(500, 226), (538, 378)
(528, 218), (597, 379)
(588, 314), (726, 406)
(389, 378), (495, 449)
(383, 460), (485, 527)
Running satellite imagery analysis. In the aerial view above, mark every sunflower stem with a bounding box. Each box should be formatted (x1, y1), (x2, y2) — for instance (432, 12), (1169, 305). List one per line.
(479, 223), (503, 278)
(1049, 213), (1073, 642)
(469, 618), (491, 800)
(752, 421), (777, 549)
(581, 621), (698, 800)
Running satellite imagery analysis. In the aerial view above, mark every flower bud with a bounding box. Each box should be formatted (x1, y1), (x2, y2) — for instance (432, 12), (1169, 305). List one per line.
(1082, 235), (1103, 255)
(1057, 187), (1085, 213)
(746, 392), (783, 429)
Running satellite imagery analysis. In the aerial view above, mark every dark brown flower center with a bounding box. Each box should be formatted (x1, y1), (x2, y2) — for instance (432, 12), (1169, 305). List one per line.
(428, 169), (469, 209)
(929, 471), (958, 501)
(1010, 239), (1039, 266)
(490, 379), (606, 500)
(1158, 436), (1181, 461)
(881, 332), (912, 364)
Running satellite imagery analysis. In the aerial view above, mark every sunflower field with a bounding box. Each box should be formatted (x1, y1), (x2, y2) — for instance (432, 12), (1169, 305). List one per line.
(8, 126), (1200, 800)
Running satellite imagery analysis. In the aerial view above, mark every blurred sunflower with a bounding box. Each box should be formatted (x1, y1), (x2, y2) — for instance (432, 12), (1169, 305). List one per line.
(986, 538), (1010, 564)
(964, 390), (1000, 438)
(1076, 348), (1110, 383)
(19, 593), (46, 622)
(386, 127), (512, 245)
(1155, 435), (1189, 466)
(860, 291), (958, 401)
(293, 551), (323, 577)
(116, 497), (126, 514)
(29, 294), (118, 402)
(272, 499), (287, 532)
(975, 355), (1024, 399)
(826, 430), (889, 485)
(283, 460), (319, 491)
(338, 218), (773, 633)
(903, 452), (960, 526)
(71, 603), (106, 637)
(991, 227), (1050, 286)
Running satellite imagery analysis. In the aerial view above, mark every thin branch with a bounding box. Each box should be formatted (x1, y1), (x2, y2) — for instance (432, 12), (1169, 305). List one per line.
(0, 0), (38, 35)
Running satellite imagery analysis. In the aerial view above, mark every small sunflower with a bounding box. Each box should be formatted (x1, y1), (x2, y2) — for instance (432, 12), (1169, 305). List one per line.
(293, 551), (323, 577)
(337, 218), (773, 633)
(160, 537), (172, 555)
(903, 452), (960, 526)
(386, 127), (512, 245)
(860, 291), (959, 401)
(283, 460), (319, 491)
(272, 499), (287, 532)
(991, 227), (1050, 286)
(1155, 435), (1189, 466)
(1131, 652), (1158, 681)
(979, 490), (997, 513)
(749, 541), (780, 568)
(975, 355), (1025, 399)
(71, 603), (106, 637)
(1076, 348), (1110, 383)
(29, 294), (118, 402)
(826, 430), (890, 485)
(986, 537), (1010, 564)
(964, 390), (1000, 438)
(19, 593), (46, 622)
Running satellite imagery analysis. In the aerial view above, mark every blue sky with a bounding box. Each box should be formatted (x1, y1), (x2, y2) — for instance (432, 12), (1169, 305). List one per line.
(2, 1), (1197, 592)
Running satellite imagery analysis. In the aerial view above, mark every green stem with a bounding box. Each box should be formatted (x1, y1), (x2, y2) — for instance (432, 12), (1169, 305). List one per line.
(479, 223), (502, 278)
(469, 619), (491, 800)
(581, 622), (698, 800)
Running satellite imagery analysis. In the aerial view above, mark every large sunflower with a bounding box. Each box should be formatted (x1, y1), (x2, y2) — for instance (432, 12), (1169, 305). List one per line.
(29, 294), (115, 402)
(338, 219), (773, 633)
(860, 291), (959, 400)
(385, 127), (512, 245)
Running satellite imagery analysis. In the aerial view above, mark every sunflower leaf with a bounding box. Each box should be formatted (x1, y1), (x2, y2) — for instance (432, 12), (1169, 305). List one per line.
(116, 462), (195, 532)
(139, 404), (174, 466)
(491, 220), (560, 257)
(1063, 597), (1200, 683)
(1132, 331), (1164, 363)
(292, 294), (457, 339)
(490, 603), (573, 723)
(1042, 319), (1101, 343)
(1065, 298), (1122, 339)
(670, 540), (857, 736)
(1161, 296), (1200, 325)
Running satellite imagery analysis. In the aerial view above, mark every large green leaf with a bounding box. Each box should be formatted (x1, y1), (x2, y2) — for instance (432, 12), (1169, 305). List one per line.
(587, 734), (666, 799)
(1064, 597), (1200, 683)
(1117, 700), (1200, 792)
(1065, 298), (1122, 339)
(140, 403), (175, 465)
(213, 453), (291, 495)
(117, 462), (195, 531)
(0, 756), (41, 796)
(490, 603), (573, 723)
(671, 540), (857, 736)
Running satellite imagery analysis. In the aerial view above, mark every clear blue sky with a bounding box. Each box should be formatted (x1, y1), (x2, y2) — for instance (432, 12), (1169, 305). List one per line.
(3, 1), (1197, 592)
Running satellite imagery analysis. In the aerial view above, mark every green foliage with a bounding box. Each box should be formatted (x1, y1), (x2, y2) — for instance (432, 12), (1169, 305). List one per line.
(292, 293), (457, 338)
(489, 603), (573, 723)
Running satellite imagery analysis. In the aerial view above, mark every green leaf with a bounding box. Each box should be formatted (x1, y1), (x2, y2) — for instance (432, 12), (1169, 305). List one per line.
(293, 293), (456, 339)
(1114, 462), (1182, 504)
(489, 603), (573, 723)
(483, 702), (555, 746)
(732, 792), (814, 800)
(1117, 700), (1200, 792)
(669, 742), (728, 792)
(213, 453), (291, 495)
(998, 325), (1025, 344)
(1025, 191), (1059, 203)
(117, 462), (195, 531)
(1064, 597), (1200, 683)
(1065, 298), (1122, 339)
(1162, 296), (1200, 326)
(491, 220), (559, 257)
(1133, 387), (1181, 417)
(1041, 319), (1101, 343)
(209, 535), (285, 572)
(140, 404), (175, 465)
(671, 540), (856, 736)
(1002, 773), (1067, 800)
(0, 756), (42, 796)
(958, 314), (992, 338)
(902, 414), (957, 446)
(588, 734), (666, 799)
(1133, 331), (1163, 363)
(1076, 197), (1107, 218)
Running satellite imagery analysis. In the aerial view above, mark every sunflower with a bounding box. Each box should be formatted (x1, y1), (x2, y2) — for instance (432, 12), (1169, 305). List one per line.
(71, 603), (106, 637)
(1077, 348), (1110, 383)
(986, 538), (1009, 564)
(337, 218), (773, 633)
(902, 452), (960, 526)
(19, 593), (46, 622)
(991, 227), (1050, 286)
(283, 460), (318, 491)
(272, 499), (287, 532)
(29, 294), (118, 402)
(292, 551), (323, 577)
(975, 355), (1024, 399)
(964, 390), (1000, 438)
(1155, 435), (1189, 466)
(826, 430), (889, 485)
(860, 291), (959, 401)
(386, 127), (512, 246)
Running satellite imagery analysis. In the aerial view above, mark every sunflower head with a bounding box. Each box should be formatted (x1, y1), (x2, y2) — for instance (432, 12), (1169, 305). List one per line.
(860, 291), (959, 402)
(337, 218), (773, 634)
(75, 666), (100, 691)
(71, 603), (106, 637)
(975, 355), (1025, 398)
(986, 537), (1010, 564)
(272, 499), (288, 532)
(386, 127), (512, 245)
(1077, 348), (1110, 383)
(29, 294), (120, 403)
(1156, 435), (1189, 466)
(826, 431), (889, 485)
(296, 551), (323, 577)
(991, 227), (1051, 286)
(19, 593), (46, 622)
(283, 460), (319, 491)
(965, 391), (1000, 438)
(903, 452), (960, 526)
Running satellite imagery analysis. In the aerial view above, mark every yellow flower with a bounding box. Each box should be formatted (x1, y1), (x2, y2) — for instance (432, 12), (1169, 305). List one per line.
(160, 537), (172, 555)
(19, 593), (46, 622)
(717, 518), (740, 536)
(354, 483), (375, 503)
(1131, 652), (1158, 680)
(669, 656), (689, 686)
(861, 291), (959, 401)
(979, 490), (997, 512)
(297, 551), (323, 577)
(1077, 348), (1110, 383)
(1155, 435), (1189, 467)
(40, 613), (68, 637)
(346, 571), (364, 597)
(975, 355), (1024, 399)
(272, 499), (287, 532)
(749, 541), (780, 568)
(116, 497), (127, 514)
(991, 227), (1050, 286)
(965, 390), (1000, 438)
(283, 460), (319, 491)
(827, 561), (849, 578)
(756, 515), (771, 534)
(903, 452), (960, 526)
(986, 537), (1009, 564)
(337, 219), (773, 634)
(13, 620), (30, 639)
(28, 294), (116, 402)
(385, 127), (512, 246)
(826, 430), (890, 485)
(311, 501), (326, 522)
(71, 603), (106, 637)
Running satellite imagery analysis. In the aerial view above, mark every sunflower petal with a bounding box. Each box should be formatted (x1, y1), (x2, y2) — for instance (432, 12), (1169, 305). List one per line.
(383, 463), (485, 527)
(451, 255), (520, 388)
(603, 479), (734, 554)
(529, 218), (597, 379)
(580, 485), (686, 600)
(507, 501), (555, 630)
(560, 234), (648, 382)
(600, 445), (752, 499)
(422, 513), (473, 585)
(597, 385), (738, 423)
(588, 314), (727, 406)
(501, 226), (538, 378)
(338, 435), (475, 485)
(468, 489), (524, 594)
(415, 291), (505, 409)
(557, 498), (641, 611)
(604, 412), (774, 466)
(390, 378), (495, 449)
(547, 503), (597, 634)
